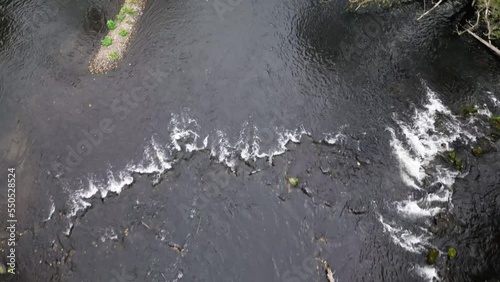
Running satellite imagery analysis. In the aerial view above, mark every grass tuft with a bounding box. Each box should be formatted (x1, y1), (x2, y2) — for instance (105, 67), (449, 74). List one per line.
(107, 19), (117, 30)
(117, 12), (125, 22)
(119, 29), (129, 37)
(101, 36), (113, 46)
(121, 7), (136, 15)
(109, 52), (119, 61)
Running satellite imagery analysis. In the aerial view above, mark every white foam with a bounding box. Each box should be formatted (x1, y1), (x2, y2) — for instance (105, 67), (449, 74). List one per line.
(490, 94), (500, 107)
(415, 265), (439, 281)
(378, 215), (429, 253)
(324, 132), (346, 145)
(63, 113), (335, 234)
(100, 227), (118, 242)
(44, 197), (56, 222)
(383, 85), (474, 269)
(477, 105), (492, 117)
(396, 199), (441, 218)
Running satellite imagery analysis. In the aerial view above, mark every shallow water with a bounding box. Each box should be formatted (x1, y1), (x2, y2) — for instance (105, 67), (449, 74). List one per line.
(0, 0), (499, 281)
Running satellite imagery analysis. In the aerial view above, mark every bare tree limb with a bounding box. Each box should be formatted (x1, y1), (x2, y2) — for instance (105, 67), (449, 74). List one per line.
(457, 11), (481, 35)
(417, 0), (443, 20)
(466, 29), (500, 55)
(352, 0), (374, 10)
(484, 0), (492, 42)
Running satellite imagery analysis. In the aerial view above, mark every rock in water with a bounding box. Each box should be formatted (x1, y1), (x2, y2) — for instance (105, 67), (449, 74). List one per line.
(448, 247), (457, 260)
(288, 177), (299, 187)
(427, 248), (439, 265)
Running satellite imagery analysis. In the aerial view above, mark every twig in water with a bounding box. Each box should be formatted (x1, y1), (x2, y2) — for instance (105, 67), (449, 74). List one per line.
(417, 0), (443, 20)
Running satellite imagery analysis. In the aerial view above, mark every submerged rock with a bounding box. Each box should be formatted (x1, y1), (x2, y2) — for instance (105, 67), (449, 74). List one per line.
(462, 105), (478, 117)
(288, 177), (299, 187)
(472, 146), (484, 157)
(427, 248), (439, 265)
(491, 116), (500, 131)
(86, 6), (106, 33)
(448, 247), (457, 260)
(430, 213), (454, 235)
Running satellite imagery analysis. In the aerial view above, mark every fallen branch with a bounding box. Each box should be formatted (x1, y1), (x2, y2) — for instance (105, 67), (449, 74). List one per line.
(484, 0), (492, 42)
(466, 29), (500, 55)
(418, 0), (443, 20)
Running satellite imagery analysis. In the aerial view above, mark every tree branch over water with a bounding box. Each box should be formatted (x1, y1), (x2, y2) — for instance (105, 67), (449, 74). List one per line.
(349, 0), (500, 56)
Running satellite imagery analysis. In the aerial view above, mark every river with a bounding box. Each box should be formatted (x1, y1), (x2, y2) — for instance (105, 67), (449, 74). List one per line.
(0, 0), (499, 281)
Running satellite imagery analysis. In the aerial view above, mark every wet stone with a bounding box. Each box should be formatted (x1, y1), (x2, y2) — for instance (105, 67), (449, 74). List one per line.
(427, 248), (439, 265)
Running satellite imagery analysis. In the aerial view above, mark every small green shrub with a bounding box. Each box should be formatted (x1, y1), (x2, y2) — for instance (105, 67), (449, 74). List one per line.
(119, 29), (129, 37)
(109, 52), (119, 61)
(101, 37), (113, 46)
(107, 20), (117, 30)
(121, 7), (136, 15)
(117, 12), (125, 22)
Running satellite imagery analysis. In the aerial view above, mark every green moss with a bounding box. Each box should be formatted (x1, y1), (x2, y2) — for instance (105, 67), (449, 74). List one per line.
(427, 248), (439, 265)
(107, 19), (117, 30)
(454, 157), (462, 170)
(448, 247), (457, 260)
(117, 12), (125, 22)
(119, 29), (129, 37)
(449, 151), (456, 160)
(462, 105), (478, 117)
(491, 116), (500, 131)
(101, 36), (113, 46)
(288, 177), (299, 187)
(109, 52), (119, 61)
(472, 146), (484, 157)
(121, 7), (136, 15)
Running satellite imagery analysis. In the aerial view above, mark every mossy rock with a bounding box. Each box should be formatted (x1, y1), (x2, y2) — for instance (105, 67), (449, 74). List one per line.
(449, 151), (456, 160)
(491, 116), (500, 131)
(0, 263), (6, 274)
(288, 177), (299, 187)
(454, 157), (462, 170)
(472, 146), (484, 157)
(462, 105), (478, 117)
(427, 248), (439, 265)
(448, 247), (457, 260)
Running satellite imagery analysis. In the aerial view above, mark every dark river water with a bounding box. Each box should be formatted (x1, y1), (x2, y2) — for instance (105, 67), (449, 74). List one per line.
(0, 0), (499, 281)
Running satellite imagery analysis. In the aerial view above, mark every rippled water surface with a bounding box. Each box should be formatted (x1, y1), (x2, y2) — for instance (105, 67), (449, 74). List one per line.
(0, 0), (499, 281)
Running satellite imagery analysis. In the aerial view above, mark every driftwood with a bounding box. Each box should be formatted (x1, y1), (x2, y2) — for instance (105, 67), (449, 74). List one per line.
(417, 0), (500, 56)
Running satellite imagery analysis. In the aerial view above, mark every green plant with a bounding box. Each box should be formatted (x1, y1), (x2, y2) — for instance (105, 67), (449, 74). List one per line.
(119, 29), (129, 37)
(107, 19), (117, 30)
(101, 37), (113, 46)
(109, 52), (119, 61)
(121, 7), (136, 15)
(117, 12), (125, 22)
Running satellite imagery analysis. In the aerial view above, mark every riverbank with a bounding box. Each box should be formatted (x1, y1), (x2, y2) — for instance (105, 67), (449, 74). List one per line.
(89, 0), (146, 74)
